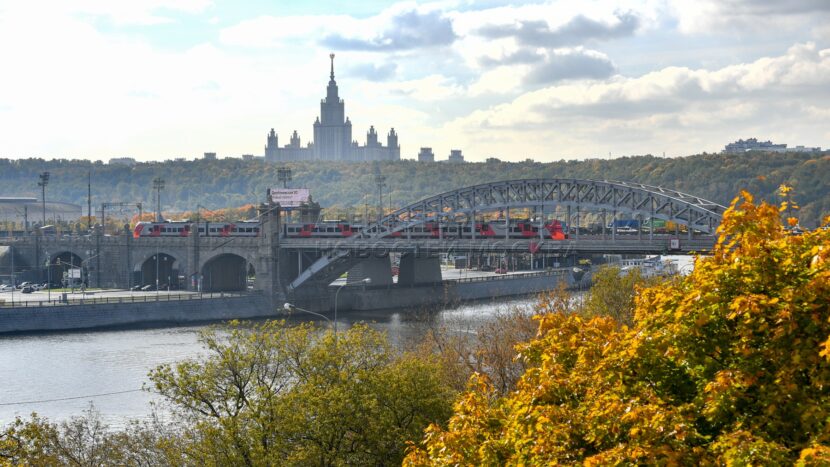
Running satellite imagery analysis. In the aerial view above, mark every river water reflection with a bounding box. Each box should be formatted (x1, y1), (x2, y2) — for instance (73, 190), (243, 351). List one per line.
(0, 296), (539, 426)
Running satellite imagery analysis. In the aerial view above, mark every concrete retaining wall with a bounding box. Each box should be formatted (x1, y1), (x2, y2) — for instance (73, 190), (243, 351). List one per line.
(0, 295), (272, 334)
(0, 270), (593, 334)
(342, 270), (585, 311)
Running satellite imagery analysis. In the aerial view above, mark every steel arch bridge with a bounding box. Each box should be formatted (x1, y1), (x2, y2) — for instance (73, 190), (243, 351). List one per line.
(364, 178), (727, 237)
(286, 179), (727, 293)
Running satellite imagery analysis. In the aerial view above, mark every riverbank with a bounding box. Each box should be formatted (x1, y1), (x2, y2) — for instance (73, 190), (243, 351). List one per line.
(0, 267), (590, 335)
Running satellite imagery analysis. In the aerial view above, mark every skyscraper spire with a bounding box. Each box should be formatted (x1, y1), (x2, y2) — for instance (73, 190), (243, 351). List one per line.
(329, 53), (335, 81)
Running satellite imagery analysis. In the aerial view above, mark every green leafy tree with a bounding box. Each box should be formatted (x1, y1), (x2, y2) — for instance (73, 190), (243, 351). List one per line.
(149, 320), (454, 466)
(0, 407), (166, 466)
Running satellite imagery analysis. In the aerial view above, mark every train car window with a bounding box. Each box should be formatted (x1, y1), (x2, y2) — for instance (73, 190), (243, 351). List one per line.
(326, 227), (335, 233)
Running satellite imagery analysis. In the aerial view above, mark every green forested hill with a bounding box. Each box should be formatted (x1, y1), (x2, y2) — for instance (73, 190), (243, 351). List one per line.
(1, 151), (828, 227)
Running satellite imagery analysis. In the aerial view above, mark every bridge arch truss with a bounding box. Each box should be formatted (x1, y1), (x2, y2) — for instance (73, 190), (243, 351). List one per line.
(365, 179), (727, 237)
(288, 179), (726, 293)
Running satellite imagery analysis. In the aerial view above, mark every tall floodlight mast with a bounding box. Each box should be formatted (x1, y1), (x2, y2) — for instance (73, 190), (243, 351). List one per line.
(153, 177), (165, 222)
(38, 172), (50, 226)
(277, 167), (292, 188)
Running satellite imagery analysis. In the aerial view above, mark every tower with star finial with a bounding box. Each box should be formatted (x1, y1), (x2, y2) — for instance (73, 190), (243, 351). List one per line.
(264, 54), (400, 162)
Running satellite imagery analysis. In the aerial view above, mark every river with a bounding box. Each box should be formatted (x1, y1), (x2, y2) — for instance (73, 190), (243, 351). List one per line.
(0, 296), (539, 427)
(0, 255), (695, 427)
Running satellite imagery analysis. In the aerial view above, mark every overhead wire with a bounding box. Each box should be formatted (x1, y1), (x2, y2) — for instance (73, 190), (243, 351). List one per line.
(0, 389), (143, 407)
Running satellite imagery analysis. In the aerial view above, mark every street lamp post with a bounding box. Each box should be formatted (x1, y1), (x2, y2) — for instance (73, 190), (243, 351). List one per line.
(155, 251), (160, 297)
(44, 251), (51, 302)
(10, 245), (14, 306)
(283, 302), (334, 334)
(81, 251), (101, 293)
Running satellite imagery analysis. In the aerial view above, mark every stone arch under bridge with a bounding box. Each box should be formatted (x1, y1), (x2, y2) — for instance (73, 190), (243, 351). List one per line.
(48, 251), (85, 286)
(134, 251), (181, 290)
(288, 179), (727, 293)
(200, 252), (255, 292)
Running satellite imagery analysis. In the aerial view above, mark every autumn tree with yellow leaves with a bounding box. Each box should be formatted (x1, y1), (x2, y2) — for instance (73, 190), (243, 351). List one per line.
(405, 190), (830, 465)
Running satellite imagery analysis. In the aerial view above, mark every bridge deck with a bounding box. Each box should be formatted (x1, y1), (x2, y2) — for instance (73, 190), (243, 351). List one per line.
(280, 236), (715, 255)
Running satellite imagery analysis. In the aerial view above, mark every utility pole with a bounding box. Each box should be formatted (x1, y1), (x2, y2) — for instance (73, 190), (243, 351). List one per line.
(374, 171), (386, 226)
(38, 172), (49, 226)
(101, 202), (143, 236)
(87, 171), (92, 232)
(153, 177), (165, 222)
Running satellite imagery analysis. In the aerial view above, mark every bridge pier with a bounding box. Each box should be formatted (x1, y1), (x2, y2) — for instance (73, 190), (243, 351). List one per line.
(397, 253), (441, 286)
(347, 256), (393, 286)
(257, 203), (284, 307)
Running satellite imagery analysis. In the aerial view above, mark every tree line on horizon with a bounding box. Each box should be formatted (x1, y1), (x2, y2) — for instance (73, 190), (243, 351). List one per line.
(1, 151), (828, 227)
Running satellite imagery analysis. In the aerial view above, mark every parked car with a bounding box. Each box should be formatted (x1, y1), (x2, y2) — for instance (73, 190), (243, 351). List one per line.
(21, 286), (35, 294)
(130, 285), (142, 291)
(494, 267), (507, 274)
(17, 282), (32, 289)
(140, 284), (154, 291)
(479, 264), (493, 272)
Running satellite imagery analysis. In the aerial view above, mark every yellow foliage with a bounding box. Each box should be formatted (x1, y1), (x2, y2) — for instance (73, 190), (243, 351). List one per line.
(406, 191), (830, 465)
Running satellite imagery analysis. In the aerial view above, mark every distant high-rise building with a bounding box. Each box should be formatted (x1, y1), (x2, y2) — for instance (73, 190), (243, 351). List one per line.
(723, 138), (821, 154)
(203, 152), (217, 160)
(447, 149), (465, 163)
(265, 54), (400, 163)
(109, 157), (137, 166)
(417, 147), (435, 162)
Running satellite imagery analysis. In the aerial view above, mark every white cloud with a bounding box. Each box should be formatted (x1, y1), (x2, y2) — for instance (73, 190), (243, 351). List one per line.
(0, 0), (212, 26)
(219, 14), (360, 48)
(670, 0), (830, 34)
(436, 42), (830, 159)
(0, 0), (827, 161)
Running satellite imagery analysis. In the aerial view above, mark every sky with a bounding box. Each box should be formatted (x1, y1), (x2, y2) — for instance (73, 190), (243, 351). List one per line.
(0, 0), (828, 162)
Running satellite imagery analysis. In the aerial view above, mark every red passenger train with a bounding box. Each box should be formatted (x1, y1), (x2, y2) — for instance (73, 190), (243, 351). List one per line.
(133, 219), (568, 240)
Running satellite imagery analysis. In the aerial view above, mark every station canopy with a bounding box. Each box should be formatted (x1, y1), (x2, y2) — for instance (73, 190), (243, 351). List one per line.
(0, 197), (82, 222)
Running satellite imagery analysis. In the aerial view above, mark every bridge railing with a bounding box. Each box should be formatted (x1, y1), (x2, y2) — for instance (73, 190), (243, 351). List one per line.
(0, 291), (259, 309)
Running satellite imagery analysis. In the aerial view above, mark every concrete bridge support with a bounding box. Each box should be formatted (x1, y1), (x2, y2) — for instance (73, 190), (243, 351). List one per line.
(397, 253), (442, 286)
(347, 256), (393, 286)
(255, 204), (283, 307)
